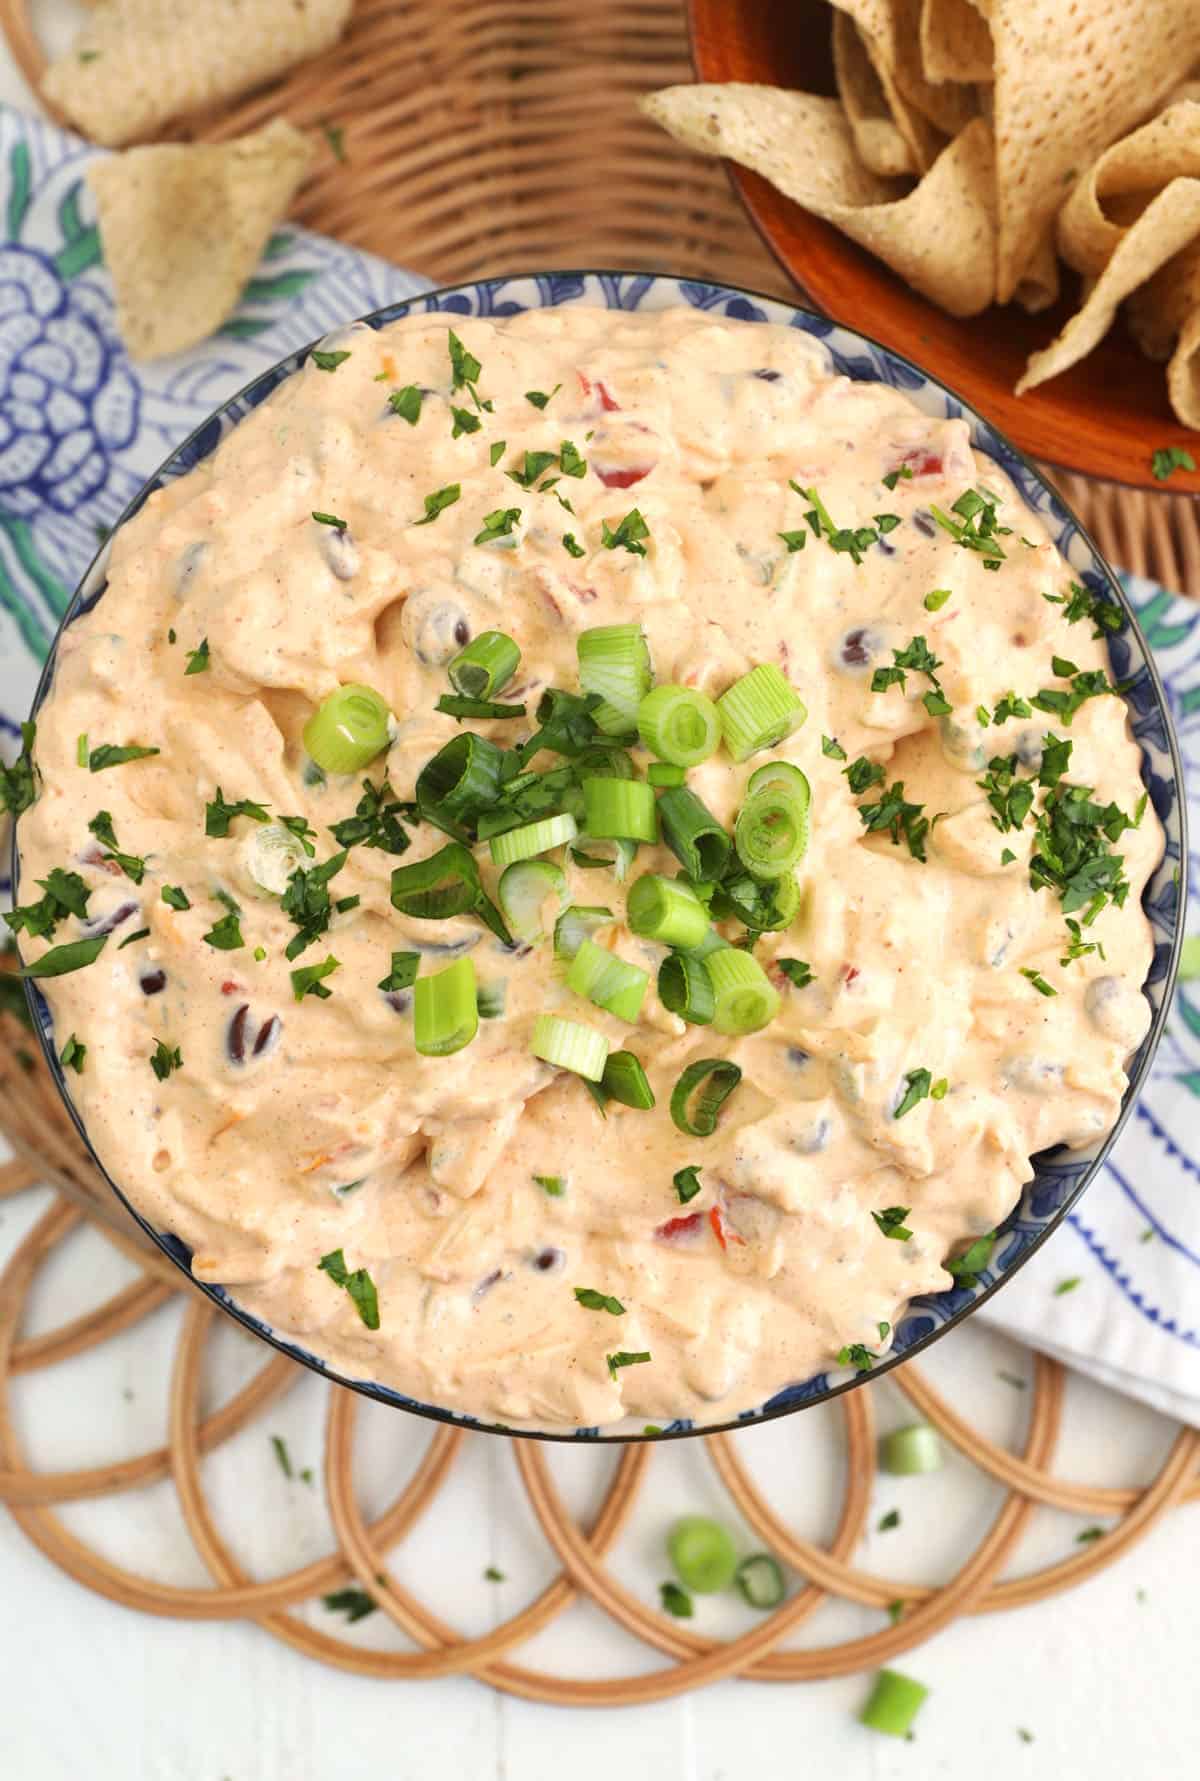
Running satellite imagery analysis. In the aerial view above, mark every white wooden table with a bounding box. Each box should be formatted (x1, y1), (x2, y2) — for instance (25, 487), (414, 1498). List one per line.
(1, 14), (1198, 1778)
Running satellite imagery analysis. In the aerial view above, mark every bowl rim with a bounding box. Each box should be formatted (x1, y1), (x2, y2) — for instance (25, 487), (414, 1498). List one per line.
(12, 266), (1189, 1443)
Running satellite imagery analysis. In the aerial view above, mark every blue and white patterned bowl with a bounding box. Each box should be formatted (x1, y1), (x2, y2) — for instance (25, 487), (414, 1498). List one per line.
(15, 272), (1189, 1441)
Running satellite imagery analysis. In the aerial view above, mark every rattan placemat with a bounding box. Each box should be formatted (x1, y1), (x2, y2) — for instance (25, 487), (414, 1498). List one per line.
(1, 0), (1199, 1700)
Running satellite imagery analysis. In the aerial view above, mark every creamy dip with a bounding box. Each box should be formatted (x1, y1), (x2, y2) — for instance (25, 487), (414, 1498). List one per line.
(14, 305), (1162, 1431)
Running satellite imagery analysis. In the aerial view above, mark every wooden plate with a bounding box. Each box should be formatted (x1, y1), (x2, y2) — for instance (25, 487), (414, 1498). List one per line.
(688, 0), (1200, 494)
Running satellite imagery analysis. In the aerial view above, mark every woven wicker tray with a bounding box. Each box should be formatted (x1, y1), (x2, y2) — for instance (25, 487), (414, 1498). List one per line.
(1, 0), (1198, 1703)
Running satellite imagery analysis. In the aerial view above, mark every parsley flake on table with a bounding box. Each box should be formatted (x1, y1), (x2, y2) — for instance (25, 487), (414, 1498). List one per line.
(484, 1565), (506, 1582)
(322, 1586), (377, 1623)
(606, 1350), (651, 1378)
(1076, 1524), (1104, 1542)
(1151, 445), (1195, 481)
(1055, 1276), (1082, 1296)
(317, 1247), (380, 1328)
(291, 954), (340, 1001)
(311, 348), (351, 372)
(87, 809), (145, 883)
(270, 1434), (293, 1478)
(660, 1581), (694, 1618)
(88, 741), (160, 771)
(184, 638), (210, 675)
(877, 1509), (901, 1532)
(388, 384), (422, 424)
(575, 1287), (626, 1315)
(872, 1206), (913, 1241)
(150, 1038), (182, 1080)
(413, 483), (461, 526)
(601, 507), (650, 555)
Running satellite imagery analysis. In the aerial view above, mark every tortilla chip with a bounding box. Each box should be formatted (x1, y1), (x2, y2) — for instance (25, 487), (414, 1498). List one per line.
(833, 11), (918, 176)
(641, 85), (996, 316)
(43, 0), (353, 147)
(990, 0), (1200, 304)
(1016, 106), (1200, 395)
(920, 0), (993, 85)
(88, 120), (313, 361)
(830, 0), (978, 140)
(1012, 227), (1060, 314)
(1166, 306), (1200, 426)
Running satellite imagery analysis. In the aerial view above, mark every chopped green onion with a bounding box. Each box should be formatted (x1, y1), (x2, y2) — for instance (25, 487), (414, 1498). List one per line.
(416, 731), (508, 840)
(685, 925), (731, 960)
(531, 1012), (609, 1081)
(553, 905), (612, 960)
(582, 778), (658, 842)
(658, 952), (715, 1025)
(303, 684), (391, 774)
(734, 780), (810, 880)
(535, 1173), (564, 1196)
(498, 859), (570, 943)
(476, 980), (507, 1019)
(414, 957), (478, 1056)
(660, 1581), (693, 1618)
(637, 684), (721, 768)
(735, 1554), (786, 1609)
(1178, 934), (1200, 980)
(567, 937), (648, 1023)
(435, 695), (525, 721)
(706, 947), (780, 1034)
(626, 874), (710, 949)
(390, 841), (509, 942)
(657, 786), (730, 880)
(717, 664), (807, 762)
(575, 1286), (625, 1315)
(880, 1424), (942, 1476)
(489, 812), (578, 867)
(673, 1164), (702, 1203)
(577, 624), (652, 734)
(711, 868), (801, 932)
(670, 1058), (742, 1135)
(667, 1516), (738, 1594)
(570, 836), (638, 880)
(602, 1050), (655, 1108)
(242, 821), (310, 897)
(447, 630), (520, 700)
(859, 1670), (928, 1739)
(20, 934), (108, 978)
(378, 951), (419, 993)
(647, 762), (686, 787)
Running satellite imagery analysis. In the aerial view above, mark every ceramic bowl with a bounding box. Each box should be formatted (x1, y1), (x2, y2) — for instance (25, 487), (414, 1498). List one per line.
(16, 272), (1188, 1440)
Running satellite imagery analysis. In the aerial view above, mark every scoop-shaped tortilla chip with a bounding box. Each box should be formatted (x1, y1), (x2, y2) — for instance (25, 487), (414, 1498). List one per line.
(1016, 106), (1200, 395)
(88, 120), (313, 361)
(641, 85), (996, 317)
(44, 0), (352, 147)
(831, 0), (978, 140)
(920, 0), (993, 86)
(1166, 306), (1200, 427)
(991, 0), (1200, 304)
(833, 11), (918, 176)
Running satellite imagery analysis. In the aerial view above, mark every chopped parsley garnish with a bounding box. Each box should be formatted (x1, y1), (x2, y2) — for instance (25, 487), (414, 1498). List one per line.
(1031, 665), (1118, 725)
(872, 1206), (913, 1241)
(946, 1231), (995, 1287)
(976, 704), (990, 726)
(1000, 848), (1016, 866)
(871, 636), (947, 717)
(575, 1287), (625, 1315)
(931, 1077), (948, 1099)
(0, 721), (37, 816)
(562, 533), (586, 558)
(534, 1173), (565, 1196)
(77, 733), (87, 766)
(1030, 780), (1134, 920)
(6, 868), (90, 941)
(821, 734), (847, 761)
(271, 1434), (293, 1477)
(525, 386), (561, 409)
(856, 779), (930, 861)
(606, 1349), (651, 1378)
(776, 957), (814, 988)
(291, 953), (340, 1000)
(1051, 654), (1079, 679)
(894, 1068), (932, 1119)
(1151, 446), (1195, 481)
(377, 950), (419, 993)
(844, 756), (885, 794)
(450, 404), (482, 438)
(184, 638), (210, 675)
(1042, 579), (1123, 637)
(489, 440), (506, 466)
(87, 809), (145, 883)
(318, 1247), (380, 1328)
(329, 777), (412, 854)
(18, 934), (109, 979)
(1060, 917), (1105, 966)
(882, 465), (913, 490)
(322, 1586), (377, 1623)
(473, 505), (522, 546)
(660, 1581), (693, 1618)
(205, 789), (270, 837)
(281, 850), (349, 958)
(447, 329), (483, 400)
(875, 513), (901, 533)
(150, 1038), (182, 1080)
(118, 927), (150, 949)
(778, 530), (806, 552)
(311, 349), (351, 372)
(673, 1165), (703, 1203)
(837, 1324), (890, 1372)
(311, 510), (347, 529)
(791, 481), (879, 564)
(923, 587), (952, 611)
(928, 485), (1010, 566)
(878, 1509), (901, 1532)
(203, 909), (244, 950)
(1075, 1524), (1104, 1542)
(506, 449), (559, 489)
(991, 691), (1032, 725)
(414, 483), (461, 526)
(600, 507), (650, 556)
(276, 814), (316, 858)
(88, 742), (160, 772)
(558, 439), (587, 479)
(1055, 1276), (1082, 1296)
(1021, 968), (1057, 997)
(388, 385), (422, 424)
(59, 1033), (86, 1074)
(979, 754), (1035, 832)
(1039, 732), (1073, 787)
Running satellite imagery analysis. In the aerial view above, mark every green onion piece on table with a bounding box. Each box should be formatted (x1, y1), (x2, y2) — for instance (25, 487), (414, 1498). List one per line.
(626, 874), (710, 950)
(735, 1554), (786, 1609)
(531, 1012), (609, 1081)
(447, 630), (520, 700)
(581, 777), (658, 843)
(859, 1669), (929, 1739)
(879, 1424), (942, 1476)
(302, 684), (391, 774)
(413, 956), (478, 1056)
(656, 786), (731, 880)
(553, 905), (612, 960)
(657, 952), (716, 1026)
(497, 859), (570, 944)
(667, 1516), (738, 1594)
(637, 684), (721, 768)
(577, 623), (652, 734)
(601, 1050), (655, 1108)
(1179, 934), (1200, 981)
(734, 779), (811, 880)
(567, 937), (648, 1023)
(670, 1058), (742, 1135)
(706, 947), (781, 1034)
(717, 664), (807, 762)
(489, 812), (578, 867)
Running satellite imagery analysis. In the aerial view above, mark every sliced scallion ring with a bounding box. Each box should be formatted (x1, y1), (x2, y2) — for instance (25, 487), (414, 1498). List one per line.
(413, 956), (478, 1056)
(566, 937), (648, 1024)
(581, 777), (658, 842)
(302, 684), (392, 774)
(498, 859), (570, 944)
(735, 1554), (786, 1610)
(647, 762), (686, 787)
(553, 904), (613, 960)
(601, 1050), (655, 1109)
(239, 821), (309, 897)
(733, 783), (810, 880)
(670, 1058), (742, 1136)
(626, 874), (710, 950)
(447, 630), (520, 700)
(416, 732), (509, 842)
(717, 664), (807, 762)
(859, 1670), (928, 1739)
(577, 623), (652, 734)
(712, 869), (802, 932)
(666, 1516), (738, 1594)
(531, 1012), (609, 1081)
(489, 812), (578, 868)
(707, 947), (780, 1034)
(657, 953), (715, 1025)
(637, 683), (721, 767)
(656, 786), (730, 881)
(746, 759), (811, 800)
